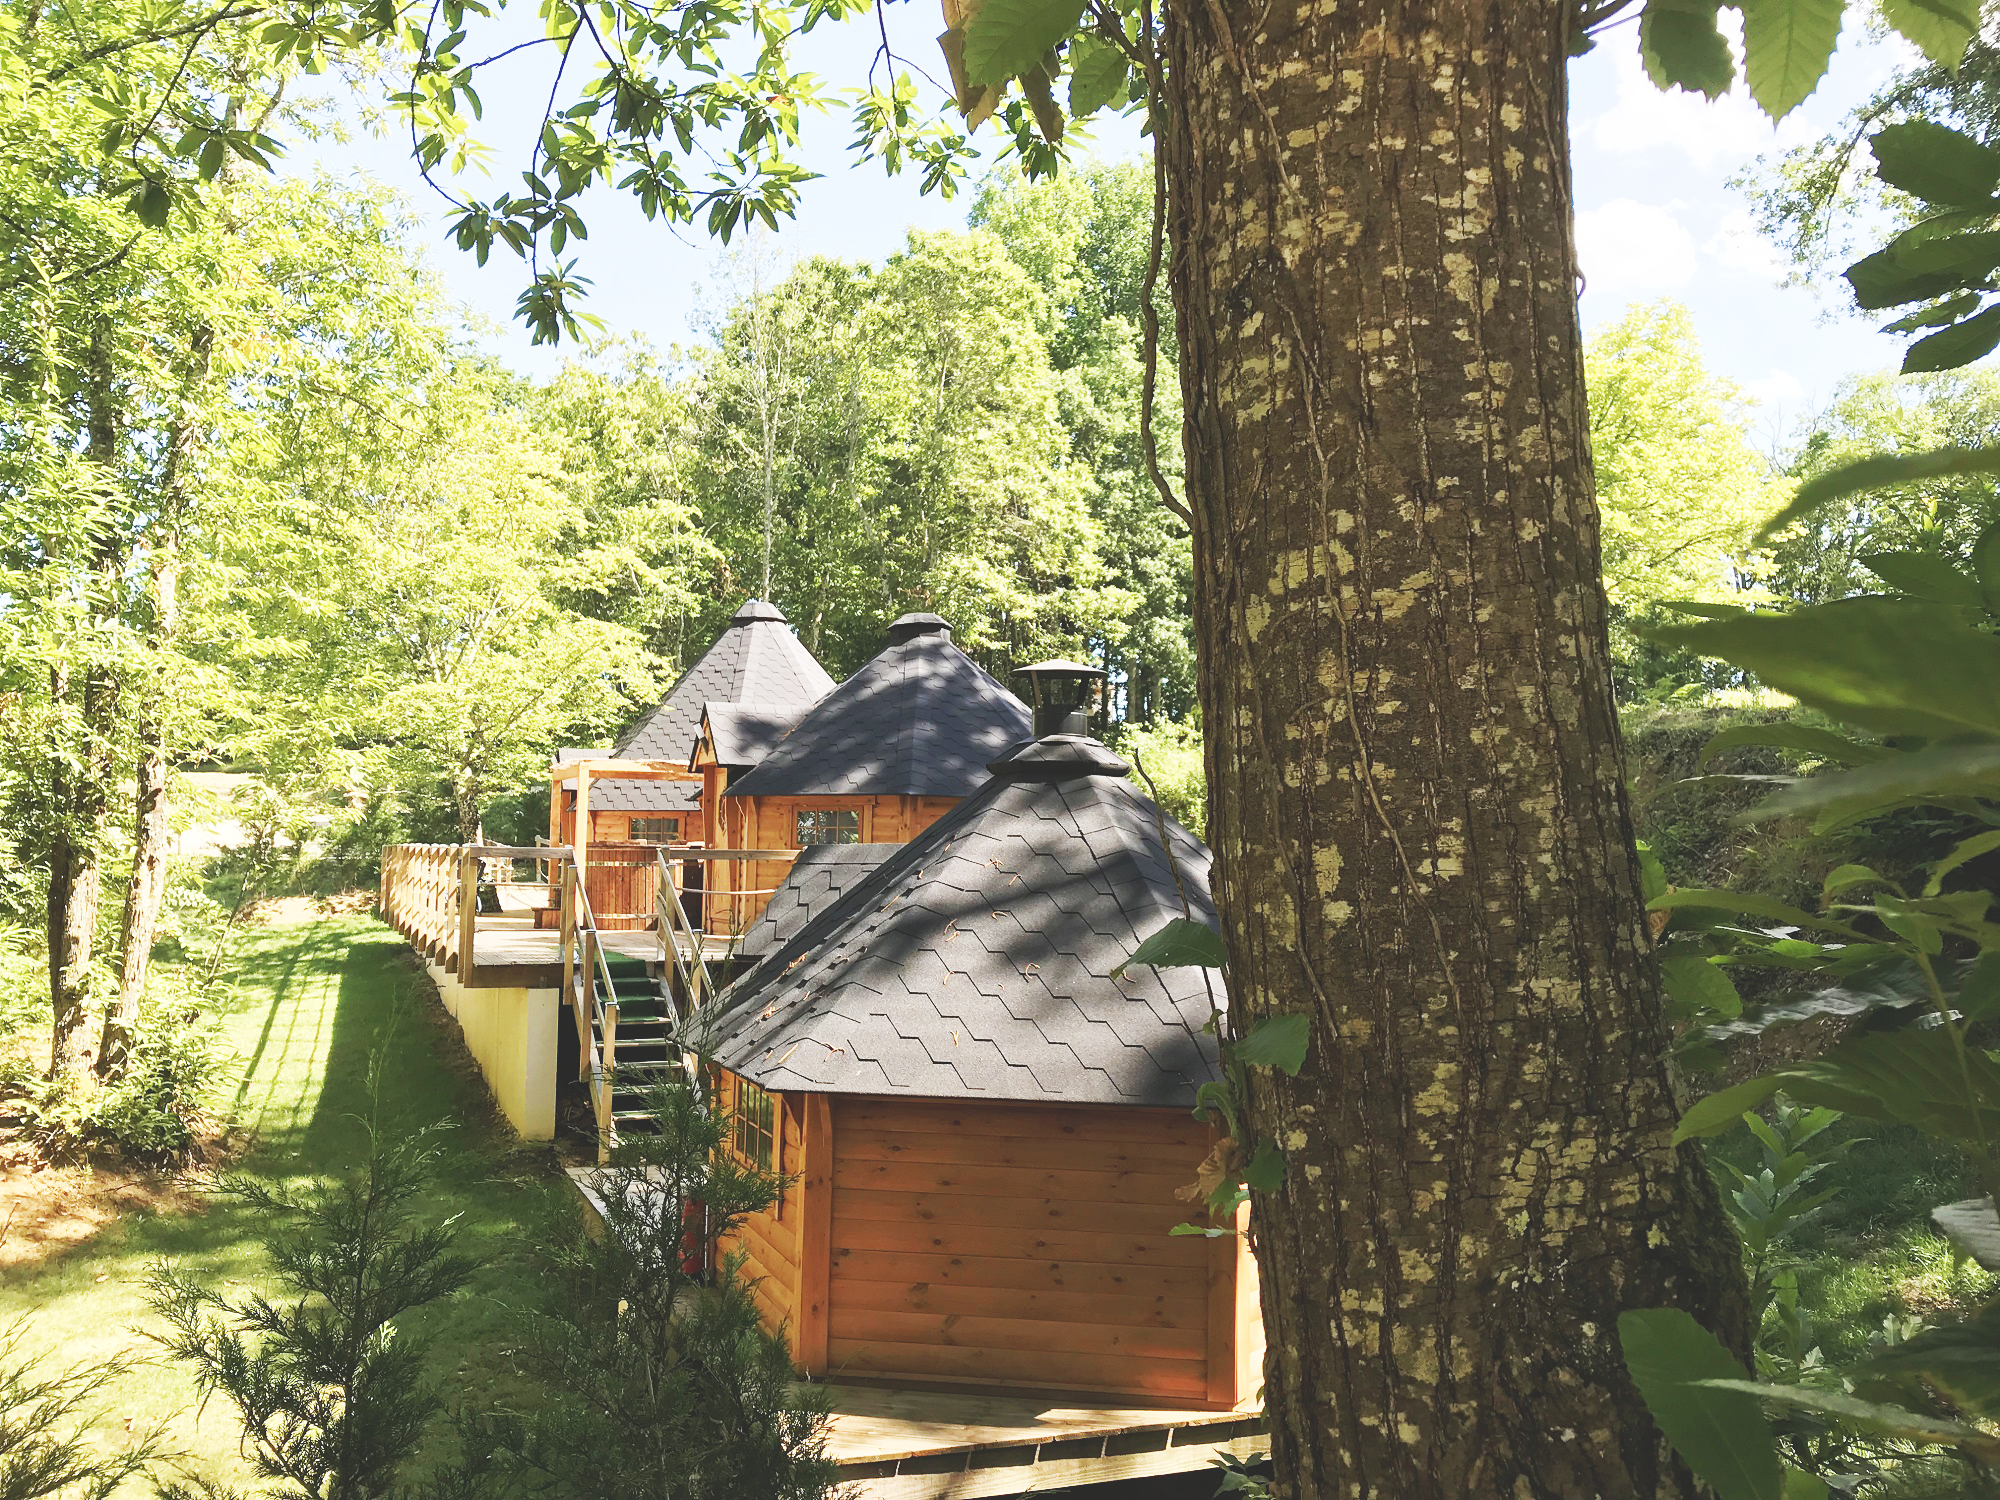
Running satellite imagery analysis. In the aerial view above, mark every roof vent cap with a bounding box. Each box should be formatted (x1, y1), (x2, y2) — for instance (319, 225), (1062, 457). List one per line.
(887, 612), (951, 646)
(732, 597), (788, 624)
(988, 734), (1130, 781)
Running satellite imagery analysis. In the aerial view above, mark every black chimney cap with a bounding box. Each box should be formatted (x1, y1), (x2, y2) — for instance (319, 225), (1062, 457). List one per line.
(887, 612), (951, 646)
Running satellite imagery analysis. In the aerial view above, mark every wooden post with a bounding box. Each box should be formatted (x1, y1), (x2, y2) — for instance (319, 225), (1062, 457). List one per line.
(795, 1092), (834, 1376)
(457, 849), (478, 986)
(575, 766), (593, 919)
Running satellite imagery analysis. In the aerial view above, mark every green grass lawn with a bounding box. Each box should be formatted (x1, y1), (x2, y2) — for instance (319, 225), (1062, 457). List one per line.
(1, 915), (566, 1489)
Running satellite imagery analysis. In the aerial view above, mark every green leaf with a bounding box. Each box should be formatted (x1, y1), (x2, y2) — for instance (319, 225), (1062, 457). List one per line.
(1886, 223), (2000, 277)
(1700, 723), (1887, 768)
(1956, 953), (2000, 1024)
(1973, 518), (2000, 612)
(1758, 443), (2000, 543)
(1750, 741), (2000, 826)
(1933, 1197), (2000, 1270)
(1865, 1305), (2000, 1419)
(1066, 34), (1128, 117)
(1677, 1075), (1783, 1142)
(131, 179), (171, 229)
(1882, 290), (1983, 334)
(1929, 829), (2000, 896)
(1784, 1028), (2000, 1150)
(1638, 841), (1670, 905)
(1649, 888), (1871, 942)
(964, 0), (1089, 87)
(1700, 1379), (1996, 1451)
(1619, 1310), (1781, 1500)
(1639, 2), (1735, 99)
(1233, 1013), (1310, 1075)
(1643, 600), (2000, 742)
(1859, 549), (1987, 608)
(1823, 864), (1884, 897)
(1905, 304), (2000, 373)
(1663, 955), (1744, 1021)
(1783, 1467), (1829, 1500)
(1242, 1136), (1286, 1192)
(1845, 246), (1974, 311)
(1115, 917), (1227, 976)
(1740, 0), (1844, 122)
(1880, 0), (1980, 68)
(1871, 121), (2000, 208)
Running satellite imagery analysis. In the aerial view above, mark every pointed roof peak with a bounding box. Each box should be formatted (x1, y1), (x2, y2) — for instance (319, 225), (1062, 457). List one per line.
(989, 734), (1129, 781)
(723, 625), (1031, 800)
(608, 601), (834, 775)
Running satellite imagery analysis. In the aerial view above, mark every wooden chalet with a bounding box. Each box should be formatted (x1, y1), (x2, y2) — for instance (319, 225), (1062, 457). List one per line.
(697, 734), (1262, 1411)
(698, 612), (1034, 934)
(549, 598), (834, 929)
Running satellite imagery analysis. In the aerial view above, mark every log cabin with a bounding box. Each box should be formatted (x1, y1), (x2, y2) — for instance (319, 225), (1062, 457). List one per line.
(697, 733), (1261, 1409)
(698, 612), (1034, 934)
(548, 598), (835, 928)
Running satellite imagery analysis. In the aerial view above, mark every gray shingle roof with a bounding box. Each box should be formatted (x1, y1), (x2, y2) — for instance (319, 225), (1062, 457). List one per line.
(734, 843), (899, 962)
(701, 702), (815, 773)
(582, 600), (834, 813)
(705, 736), (1225, 1108)
(721, 620), (1033, 800)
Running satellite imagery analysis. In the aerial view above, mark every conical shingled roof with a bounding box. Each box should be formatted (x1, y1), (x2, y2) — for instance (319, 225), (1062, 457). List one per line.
(704, 735), (1225, 1108)
(721, 616), (1033, 800)
(589, 599), (835, 813)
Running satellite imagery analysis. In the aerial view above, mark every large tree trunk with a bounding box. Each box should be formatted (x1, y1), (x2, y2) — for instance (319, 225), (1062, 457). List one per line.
(1156, 3), (1747, 1495)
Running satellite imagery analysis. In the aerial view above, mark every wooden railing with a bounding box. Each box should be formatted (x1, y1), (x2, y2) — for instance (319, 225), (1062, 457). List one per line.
(379, 843), (571, 984)
(379, 844), (465, 970)
(652, 848), (800, 1021)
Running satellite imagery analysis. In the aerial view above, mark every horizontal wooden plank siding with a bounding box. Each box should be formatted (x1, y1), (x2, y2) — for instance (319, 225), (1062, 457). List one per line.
(828, 1096), (1218, 1402)
(716, 1070), (806, 1346)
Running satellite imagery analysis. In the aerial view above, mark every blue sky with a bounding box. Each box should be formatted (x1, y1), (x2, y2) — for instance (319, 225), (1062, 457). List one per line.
(302, 11), (1915, 431)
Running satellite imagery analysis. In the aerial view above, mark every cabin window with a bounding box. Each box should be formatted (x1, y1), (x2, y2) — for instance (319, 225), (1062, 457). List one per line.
(731, 1077), (777, 1174)
(794, 808), (860, 846)
(628, 816), (681, 844)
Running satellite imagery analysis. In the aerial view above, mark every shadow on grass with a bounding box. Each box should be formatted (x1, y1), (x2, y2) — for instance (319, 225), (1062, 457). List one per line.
(0, 915), (565, 1481)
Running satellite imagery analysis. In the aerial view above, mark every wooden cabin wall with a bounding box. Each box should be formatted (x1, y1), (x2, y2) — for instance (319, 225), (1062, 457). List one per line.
(713, 1073), (809, 1343)
(822, 1097), (1247, 1405)
(709, 793), (962, 932)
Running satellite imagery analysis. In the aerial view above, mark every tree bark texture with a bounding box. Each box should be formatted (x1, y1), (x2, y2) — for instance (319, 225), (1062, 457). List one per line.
(1156, 4), (1747, 1496)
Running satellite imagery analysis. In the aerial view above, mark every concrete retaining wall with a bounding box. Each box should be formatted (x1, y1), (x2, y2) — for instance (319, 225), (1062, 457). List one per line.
(427, 963), (558, 1140)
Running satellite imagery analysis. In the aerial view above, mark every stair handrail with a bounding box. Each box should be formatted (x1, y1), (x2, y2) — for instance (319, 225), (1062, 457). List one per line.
(654, 849), (717, 1029)
(561, 858), (626, 1161)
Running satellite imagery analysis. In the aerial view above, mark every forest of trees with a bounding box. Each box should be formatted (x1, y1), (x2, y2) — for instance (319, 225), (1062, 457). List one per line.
(12, 0), (2000, 1496)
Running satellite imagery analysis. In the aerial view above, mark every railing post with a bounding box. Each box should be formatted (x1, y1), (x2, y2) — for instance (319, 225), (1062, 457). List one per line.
(457, 849), (478, 986)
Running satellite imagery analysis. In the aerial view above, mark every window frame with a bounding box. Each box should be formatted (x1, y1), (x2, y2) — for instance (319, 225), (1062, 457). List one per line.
(627, 816), (682, 844)
(729, 1074), (777, 1177)
(793, 805), (861, 847)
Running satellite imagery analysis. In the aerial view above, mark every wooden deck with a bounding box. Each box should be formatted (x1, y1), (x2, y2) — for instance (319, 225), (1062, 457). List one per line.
(464, 913), (735, 988)
(823, 1383), (1265, 1498)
